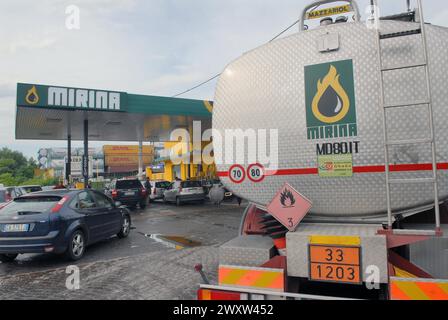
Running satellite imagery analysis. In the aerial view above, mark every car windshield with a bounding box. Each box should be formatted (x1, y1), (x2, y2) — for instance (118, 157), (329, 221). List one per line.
(156, 181), (171, 188)
(181, 181), (202, 188)
(0, 196), (61, 217)
(116, 180), (142, 189)
(0, 191), (6, 202)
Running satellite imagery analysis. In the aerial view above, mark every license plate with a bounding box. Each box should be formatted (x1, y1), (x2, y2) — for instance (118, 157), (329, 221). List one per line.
(124, 192), (135, 196)
(3, 224), (30, 233)
(309, 245), (361, 284)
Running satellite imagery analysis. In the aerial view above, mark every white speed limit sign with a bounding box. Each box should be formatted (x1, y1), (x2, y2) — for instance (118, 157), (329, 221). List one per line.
(229, 165), (246, 184)
(247, 163), (265, 183)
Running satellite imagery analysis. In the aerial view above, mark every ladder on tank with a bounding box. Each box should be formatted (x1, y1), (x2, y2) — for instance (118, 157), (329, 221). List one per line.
(374, 0), (441, 236)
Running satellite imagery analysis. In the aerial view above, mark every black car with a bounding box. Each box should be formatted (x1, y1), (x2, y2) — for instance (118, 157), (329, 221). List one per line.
(0, 189), (131, 262)
(105, 179), (148, 209)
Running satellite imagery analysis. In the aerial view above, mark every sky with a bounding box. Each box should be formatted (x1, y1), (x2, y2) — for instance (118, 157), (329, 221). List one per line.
(1, 0), (447, 158)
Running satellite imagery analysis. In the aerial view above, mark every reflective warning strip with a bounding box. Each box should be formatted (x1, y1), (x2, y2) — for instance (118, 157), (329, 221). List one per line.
(218, 265), (284, 292)
(393, 266), (418, 279)
(390, 277), (448, 300)
(309, 235), (361, 246)
(217, 163), (448, 178)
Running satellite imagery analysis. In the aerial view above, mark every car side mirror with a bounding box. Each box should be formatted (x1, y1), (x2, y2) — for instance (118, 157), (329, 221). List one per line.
(115, 201), (122, 207)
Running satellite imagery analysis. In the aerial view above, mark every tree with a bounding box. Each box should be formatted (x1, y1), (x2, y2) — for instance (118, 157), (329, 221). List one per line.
(0, 148), (38, 186)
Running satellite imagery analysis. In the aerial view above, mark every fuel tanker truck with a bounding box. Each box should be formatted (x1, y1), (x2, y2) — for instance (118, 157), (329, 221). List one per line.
(197, 0), (448, 300)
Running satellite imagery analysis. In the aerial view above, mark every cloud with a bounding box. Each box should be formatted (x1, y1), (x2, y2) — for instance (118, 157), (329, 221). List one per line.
(0, 83), (15, 98)
(0, 0), (446, 158)
(8, 37), (57, 54)
(431, 8), (448, 27)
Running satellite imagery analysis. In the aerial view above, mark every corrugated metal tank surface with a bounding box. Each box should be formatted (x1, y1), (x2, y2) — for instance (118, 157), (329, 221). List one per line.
(213, 20), (448, 218)
(409, 224), (448, 279)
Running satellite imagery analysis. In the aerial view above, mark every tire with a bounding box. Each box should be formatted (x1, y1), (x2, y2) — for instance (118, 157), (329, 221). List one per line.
(65, 230), (86, 261)
(176, 197), (182, 206)
(117, 215), (131, 238)
(0, 254), (18, 263)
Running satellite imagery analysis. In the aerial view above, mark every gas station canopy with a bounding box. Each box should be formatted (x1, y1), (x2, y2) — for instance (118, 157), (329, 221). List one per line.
(15, 83), (213, 142)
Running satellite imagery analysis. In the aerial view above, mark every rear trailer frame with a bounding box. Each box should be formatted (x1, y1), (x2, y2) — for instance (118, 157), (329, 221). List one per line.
(199, 284), (360, 301)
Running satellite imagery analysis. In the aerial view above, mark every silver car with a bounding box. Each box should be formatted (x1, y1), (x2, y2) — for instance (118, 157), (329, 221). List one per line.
(163, 180), (205, 206)
(150, 181), (171, 201)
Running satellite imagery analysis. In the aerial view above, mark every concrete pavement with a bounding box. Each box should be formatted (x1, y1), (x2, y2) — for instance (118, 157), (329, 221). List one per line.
(0, 201), (245, 300)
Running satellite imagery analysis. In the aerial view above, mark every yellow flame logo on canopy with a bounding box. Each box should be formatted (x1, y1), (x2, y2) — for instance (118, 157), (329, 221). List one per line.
(312, 65), (350, 124)
(25, 85), (39, 105)
(203, 100), (213, 113)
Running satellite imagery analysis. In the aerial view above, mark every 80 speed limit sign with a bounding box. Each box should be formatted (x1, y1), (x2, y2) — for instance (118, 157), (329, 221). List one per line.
(228, 165), (246, 184)
(247, 163), (265, 183)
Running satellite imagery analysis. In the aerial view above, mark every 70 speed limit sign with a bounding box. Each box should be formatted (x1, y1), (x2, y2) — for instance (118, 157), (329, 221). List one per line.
(228, 165), (246, 184)
(247, 163), (265, 183)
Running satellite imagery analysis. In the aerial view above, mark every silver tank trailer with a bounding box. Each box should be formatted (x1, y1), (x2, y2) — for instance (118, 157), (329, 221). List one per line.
(213, 3), (448, 219)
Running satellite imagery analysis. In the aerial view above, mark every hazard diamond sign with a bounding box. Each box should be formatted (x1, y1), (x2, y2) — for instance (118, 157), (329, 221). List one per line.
(266, 183), (312, 232)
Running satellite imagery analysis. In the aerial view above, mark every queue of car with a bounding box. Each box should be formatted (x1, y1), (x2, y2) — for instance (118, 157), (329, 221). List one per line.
(0, 178), (233, 263)
(105, 178), (226, 207)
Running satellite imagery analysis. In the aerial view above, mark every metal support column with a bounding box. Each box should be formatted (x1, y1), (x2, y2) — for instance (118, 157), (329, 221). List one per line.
(138, 140), (143, 179)
(66, 134), (71, 184)
(83, 119), (89, 188)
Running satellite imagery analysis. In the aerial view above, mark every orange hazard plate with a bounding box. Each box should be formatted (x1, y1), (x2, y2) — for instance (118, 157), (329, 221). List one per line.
(309, 245), (362, 284)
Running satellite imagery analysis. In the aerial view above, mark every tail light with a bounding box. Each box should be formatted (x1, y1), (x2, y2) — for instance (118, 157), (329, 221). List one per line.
(197, 289), (242, 300)
(179, 186), (183, 192)
(141, 188), (147, 196)
(5, 192), (12, 202)
(51, 195), (70, 213)
(273, 237), (286, 250)
(111, 189), (118, 198)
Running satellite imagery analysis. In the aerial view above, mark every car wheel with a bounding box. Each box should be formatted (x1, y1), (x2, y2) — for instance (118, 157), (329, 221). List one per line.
(65, 230), (86, 261)
(117, 215), (131, 238)
(0, 254), (18, 263)
(176, 197), (182, 206)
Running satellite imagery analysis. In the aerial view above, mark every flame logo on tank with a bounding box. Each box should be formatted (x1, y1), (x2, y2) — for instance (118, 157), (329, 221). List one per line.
(25, 85), (39, 105)
(312, 65), (350, 124)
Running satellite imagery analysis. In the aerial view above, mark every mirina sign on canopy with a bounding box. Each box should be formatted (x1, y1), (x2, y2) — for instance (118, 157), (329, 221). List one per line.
(17, 83), (125, 111)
